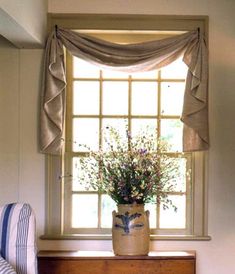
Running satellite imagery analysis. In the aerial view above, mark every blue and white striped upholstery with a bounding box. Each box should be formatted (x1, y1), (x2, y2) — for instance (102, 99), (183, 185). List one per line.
(0, 255), (16, 274)
(0, 203), (37, 274)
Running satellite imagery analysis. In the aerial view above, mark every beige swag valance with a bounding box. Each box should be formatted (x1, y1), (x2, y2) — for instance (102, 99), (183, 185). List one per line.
(40, 26), (209, 155)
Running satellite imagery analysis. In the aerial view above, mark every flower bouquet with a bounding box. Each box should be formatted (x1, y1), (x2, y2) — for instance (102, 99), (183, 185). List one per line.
(78, 126), (180, 209)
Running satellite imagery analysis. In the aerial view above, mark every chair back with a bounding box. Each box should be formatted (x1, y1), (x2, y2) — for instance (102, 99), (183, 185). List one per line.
(0, 203), (37, 274)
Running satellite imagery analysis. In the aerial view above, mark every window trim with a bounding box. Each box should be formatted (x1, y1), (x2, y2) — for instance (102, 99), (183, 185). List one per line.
(42, 14), (210, 241)
(47, 13), (208, 36)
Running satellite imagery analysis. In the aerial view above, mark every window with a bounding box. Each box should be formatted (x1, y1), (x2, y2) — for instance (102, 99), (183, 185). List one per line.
(44, 15), (209, 240)
(63, 46), (192, 236)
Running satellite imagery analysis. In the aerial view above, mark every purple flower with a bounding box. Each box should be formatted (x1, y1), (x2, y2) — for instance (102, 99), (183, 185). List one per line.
(139, 148), (147, 155)
(118, 181), (124, 187)
(126, 130), (132, 139)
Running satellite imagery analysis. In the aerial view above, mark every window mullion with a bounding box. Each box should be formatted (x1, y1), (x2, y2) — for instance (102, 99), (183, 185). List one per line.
(156, 69), (161, 230)
(128, 75), (132, 132)
(65, 53), (73, 153)
(63, 52), (74, 235)
(98, 70), (103, 229)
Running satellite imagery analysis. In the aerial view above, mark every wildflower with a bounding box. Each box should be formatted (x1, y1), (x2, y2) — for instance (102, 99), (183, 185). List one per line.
(139, 148), (147, 155)
(118, 181), (124, 187)
(108, 186), (115, 192)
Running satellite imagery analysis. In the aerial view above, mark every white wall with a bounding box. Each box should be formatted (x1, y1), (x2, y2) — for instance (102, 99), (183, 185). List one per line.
(18, 49), (46, 235)
(0, 37), (20, 202)
(0, 36), (46, 234)
(0, 0), (235, 273)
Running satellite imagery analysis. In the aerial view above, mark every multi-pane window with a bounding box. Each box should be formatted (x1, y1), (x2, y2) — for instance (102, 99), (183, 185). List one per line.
(63, 49), (193, 236)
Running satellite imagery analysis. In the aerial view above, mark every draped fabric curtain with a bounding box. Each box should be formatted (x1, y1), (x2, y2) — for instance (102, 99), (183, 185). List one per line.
(40, 26), (208, 155)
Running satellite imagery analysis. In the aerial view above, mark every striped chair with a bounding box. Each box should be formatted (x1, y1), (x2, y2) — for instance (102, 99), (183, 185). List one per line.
(0, 203), (38, 274)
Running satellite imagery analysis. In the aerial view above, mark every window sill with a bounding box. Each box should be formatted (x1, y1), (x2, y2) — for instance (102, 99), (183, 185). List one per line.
(40, 234), (211, 241)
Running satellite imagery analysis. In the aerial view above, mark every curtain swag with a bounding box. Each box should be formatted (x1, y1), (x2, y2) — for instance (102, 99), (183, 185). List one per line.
(40, 26), (209, 155)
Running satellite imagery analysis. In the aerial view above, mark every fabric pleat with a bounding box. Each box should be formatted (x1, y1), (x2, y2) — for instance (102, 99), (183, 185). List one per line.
(40, 27), (208, 154)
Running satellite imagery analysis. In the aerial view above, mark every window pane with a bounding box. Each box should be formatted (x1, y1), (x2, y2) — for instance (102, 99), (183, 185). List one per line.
(159, 195), (186, 229)
(161, 82), (185, 116)
(72, 157), (98, 191)
(72, 194), (98, 228)
(173, 157), (188, 192)
(131, 119), (157, 138)
(102, 69), (128, 79)
(101, 194), (117, 228)
(131, 82), (158, 115)
(161, 58), (188, 79)
(73, 118), (99, 151)
(102, 118), (127, 151)
(145, 202), (157, 229)
(73, 81), (100, 115)
(73, 57), (100, 78)
(102, 81), (128, 115)
(161, 119), (183, 152)
(131, 70), (158, 79)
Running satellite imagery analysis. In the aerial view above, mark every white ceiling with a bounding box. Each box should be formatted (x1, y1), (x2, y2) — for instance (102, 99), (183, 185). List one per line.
(0, 1), (47, 48)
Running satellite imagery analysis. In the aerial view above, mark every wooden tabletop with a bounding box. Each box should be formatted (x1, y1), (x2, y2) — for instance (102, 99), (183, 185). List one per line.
(38, 250), (196, 260)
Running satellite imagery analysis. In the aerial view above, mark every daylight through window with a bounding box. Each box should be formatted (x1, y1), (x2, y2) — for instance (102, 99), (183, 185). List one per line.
(62, 49), (193, 236)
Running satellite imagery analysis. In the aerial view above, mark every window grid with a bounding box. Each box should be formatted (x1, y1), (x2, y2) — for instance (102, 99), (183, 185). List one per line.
(63, 52), (191, 235)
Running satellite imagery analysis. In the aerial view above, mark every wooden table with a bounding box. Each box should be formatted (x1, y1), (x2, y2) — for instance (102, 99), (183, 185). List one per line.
(38, 250), (196, 274)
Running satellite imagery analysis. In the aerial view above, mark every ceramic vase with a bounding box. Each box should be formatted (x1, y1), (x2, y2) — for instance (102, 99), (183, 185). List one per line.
(112, 204), (150, 256)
